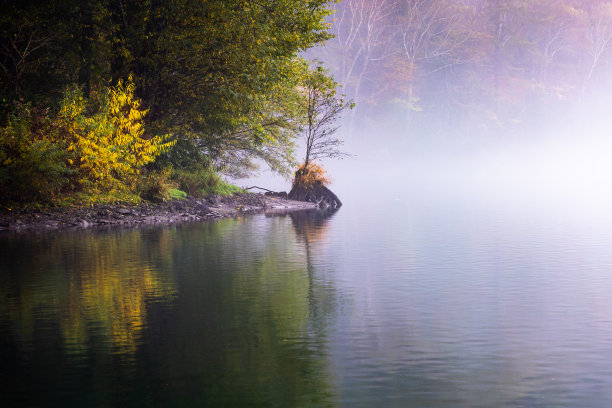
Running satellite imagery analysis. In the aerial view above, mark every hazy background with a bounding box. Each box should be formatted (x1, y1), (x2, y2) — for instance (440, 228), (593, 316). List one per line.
(240, 0), (612, 224)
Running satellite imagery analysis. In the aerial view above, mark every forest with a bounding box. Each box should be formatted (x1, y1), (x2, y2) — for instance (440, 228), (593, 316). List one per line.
(0, 0), (337, 206)
(3, 0), (612, 206)
(311, 0), (612, 132)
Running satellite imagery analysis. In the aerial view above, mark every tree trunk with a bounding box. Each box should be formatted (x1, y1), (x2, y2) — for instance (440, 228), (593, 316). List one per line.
(78, 1), (93, 96)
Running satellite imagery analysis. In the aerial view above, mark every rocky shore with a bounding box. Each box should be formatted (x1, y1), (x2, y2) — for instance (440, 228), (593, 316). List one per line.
(0, 193), (317, 232)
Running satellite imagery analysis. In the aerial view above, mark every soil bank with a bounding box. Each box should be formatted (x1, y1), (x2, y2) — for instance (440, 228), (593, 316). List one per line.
(0, 193), (317, 233)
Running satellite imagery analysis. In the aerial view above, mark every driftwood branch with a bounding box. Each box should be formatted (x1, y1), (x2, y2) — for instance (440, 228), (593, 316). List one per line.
(244, 186), (278, 193)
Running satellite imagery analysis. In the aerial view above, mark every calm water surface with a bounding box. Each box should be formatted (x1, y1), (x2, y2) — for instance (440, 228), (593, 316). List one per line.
(3, 192), (612, 407)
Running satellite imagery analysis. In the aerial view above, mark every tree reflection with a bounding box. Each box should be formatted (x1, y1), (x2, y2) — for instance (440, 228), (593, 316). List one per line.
(0, 216), (341, 407)
(289, 208), (338, 245)
(288, 209), (339, 324)
(0, 228), (177, 358)
(143, 216), (339, 407)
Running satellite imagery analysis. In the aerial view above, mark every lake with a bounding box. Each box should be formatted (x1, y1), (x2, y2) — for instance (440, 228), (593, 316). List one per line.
(3, 188), (612, 407)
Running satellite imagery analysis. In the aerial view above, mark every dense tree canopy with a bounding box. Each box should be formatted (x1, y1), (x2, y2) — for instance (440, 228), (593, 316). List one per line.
(0, 0), (334, 171)
(0, 0), (340, 204)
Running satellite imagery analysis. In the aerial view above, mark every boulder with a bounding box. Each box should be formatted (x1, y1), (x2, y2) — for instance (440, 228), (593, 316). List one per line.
(288, 184), (342, 210)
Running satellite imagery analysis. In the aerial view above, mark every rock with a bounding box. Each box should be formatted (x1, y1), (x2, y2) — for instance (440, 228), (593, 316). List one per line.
(288, 184), (342, 209)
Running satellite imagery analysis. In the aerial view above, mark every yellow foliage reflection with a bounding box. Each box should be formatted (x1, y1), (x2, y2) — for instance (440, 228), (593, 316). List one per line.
(2, 228), (177, 358)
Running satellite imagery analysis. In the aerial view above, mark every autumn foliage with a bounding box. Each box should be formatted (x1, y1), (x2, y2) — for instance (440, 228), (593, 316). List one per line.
(58, 80), (175, 197)
(292, 162), (331, 189)
(0, 81), (174, 204)
(0, 1), (340, 207)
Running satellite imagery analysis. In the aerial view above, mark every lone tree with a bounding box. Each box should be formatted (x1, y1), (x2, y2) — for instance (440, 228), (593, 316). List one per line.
(289, 64), (353, 207)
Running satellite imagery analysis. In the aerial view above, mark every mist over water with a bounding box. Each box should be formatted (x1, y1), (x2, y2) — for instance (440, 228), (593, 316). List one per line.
(8, 1), (612, 406)
(246, 0), (612, 227)
(243, 91), (612, 230)
(228, 104), (612, 405)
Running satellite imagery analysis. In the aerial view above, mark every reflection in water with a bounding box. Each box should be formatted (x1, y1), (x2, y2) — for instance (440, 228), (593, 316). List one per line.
(288, 208), (338, 245)
(0, 216), (339, 407)
(6, 200), (612, 406)
(154, 216), (337, 407)
(287, 209), (339, 326)
(1, 229), (177, 358)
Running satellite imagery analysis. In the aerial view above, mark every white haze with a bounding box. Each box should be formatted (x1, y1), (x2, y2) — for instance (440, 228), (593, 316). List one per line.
(238, 91), (612, 227)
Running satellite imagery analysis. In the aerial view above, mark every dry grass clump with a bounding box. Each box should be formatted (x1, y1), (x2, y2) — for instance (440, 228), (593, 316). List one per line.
(293, 162), (330, 188)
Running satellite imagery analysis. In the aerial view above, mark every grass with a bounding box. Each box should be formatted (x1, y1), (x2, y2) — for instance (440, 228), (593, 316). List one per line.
(171, 164), (244, 197)
(168, 188), (187, 199)
(2, 165), (245, 210)
(211, 180), (244, 196)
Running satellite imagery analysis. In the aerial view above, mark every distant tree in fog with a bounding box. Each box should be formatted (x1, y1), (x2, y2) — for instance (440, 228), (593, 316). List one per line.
(395, 0), (471, 105)
(582, 1), (612, 91)
(319, 0), (397, 103)
(308, 0), (612, 131)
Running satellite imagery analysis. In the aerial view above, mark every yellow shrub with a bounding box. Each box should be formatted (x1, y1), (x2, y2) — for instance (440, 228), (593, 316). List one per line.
(58, 80), (175, 196)
(0, 81), (176, 205)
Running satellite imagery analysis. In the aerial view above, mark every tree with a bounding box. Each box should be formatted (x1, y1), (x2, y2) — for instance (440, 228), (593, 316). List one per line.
(0, 0), (335, 176)
(298, 64), (354, 173)
(325, 0), (397, 99)
(108, 0), (334, 176)
(580, 1), (612, 93)
(395, 0), (470, 104)
(288, 64), (351, 209)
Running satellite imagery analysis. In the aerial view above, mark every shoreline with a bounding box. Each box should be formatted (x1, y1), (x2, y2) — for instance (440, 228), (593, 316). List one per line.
(0, 193), (317, 233)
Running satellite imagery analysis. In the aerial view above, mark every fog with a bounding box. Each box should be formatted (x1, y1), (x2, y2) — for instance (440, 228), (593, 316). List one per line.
(350, 105), (612, 223)
(240, 0), (612, 225)
(240, 95), (612, 227)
